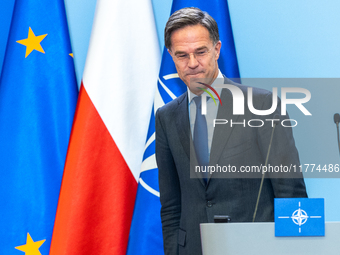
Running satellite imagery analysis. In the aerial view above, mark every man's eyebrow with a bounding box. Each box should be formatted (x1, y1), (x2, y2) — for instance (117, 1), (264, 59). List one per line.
(195, 46), (209, 51)
(174, 46), (209, 55)
(173, 50), (187, 55)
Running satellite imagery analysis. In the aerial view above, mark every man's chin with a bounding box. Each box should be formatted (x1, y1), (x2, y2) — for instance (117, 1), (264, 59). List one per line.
(187, 73), (203, 79)
(187, 75), (205, 85)
(189, 76), (214, 87)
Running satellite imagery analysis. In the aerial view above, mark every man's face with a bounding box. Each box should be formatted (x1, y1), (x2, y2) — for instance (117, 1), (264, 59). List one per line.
(169, 24), (221, 95)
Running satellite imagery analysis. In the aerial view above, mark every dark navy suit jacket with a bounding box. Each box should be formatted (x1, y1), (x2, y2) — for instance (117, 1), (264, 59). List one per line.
(155, 78), (307, 255)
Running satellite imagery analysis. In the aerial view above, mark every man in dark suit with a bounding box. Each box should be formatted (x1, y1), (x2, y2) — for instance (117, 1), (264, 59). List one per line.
(155, 7), (307, 255)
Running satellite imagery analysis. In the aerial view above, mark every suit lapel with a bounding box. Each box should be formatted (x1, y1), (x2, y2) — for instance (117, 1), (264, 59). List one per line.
(175, 92), (207, 187)
(208, 79), (242, 183)
(175, 92), (191, 159)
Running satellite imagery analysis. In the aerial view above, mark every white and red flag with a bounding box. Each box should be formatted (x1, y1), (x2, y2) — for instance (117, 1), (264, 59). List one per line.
(49, 0), (160, 254)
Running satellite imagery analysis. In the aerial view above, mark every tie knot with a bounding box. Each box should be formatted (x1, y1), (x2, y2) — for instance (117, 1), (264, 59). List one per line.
(193, 96), (202, 109)
(193, 96), (210, 109)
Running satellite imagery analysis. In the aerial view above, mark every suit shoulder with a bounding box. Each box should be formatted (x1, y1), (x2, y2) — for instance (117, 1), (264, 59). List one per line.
(157, 91), (187, 116)
(223, 77), (271, 96)
(222, 77), (276, 111)
(233, 83), (271, 97)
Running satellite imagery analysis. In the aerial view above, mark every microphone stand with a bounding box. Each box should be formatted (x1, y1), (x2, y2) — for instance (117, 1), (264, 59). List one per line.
(252, 119), (278, 222)
(334, 113), (340, 156)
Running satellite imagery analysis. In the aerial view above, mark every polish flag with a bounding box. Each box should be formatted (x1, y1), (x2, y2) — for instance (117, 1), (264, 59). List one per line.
(49, 0), (160, 254)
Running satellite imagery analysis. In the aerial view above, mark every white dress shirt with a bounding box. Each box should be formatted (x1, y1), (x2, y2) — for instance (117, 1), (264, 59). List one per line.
(188, 70), (224, 160)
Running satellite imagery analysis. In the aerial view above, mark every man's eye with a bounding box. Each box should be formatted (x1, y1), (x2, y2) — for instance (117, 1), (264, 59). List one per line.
(196, 51), (206, 56)
(177, 54), (187, 58)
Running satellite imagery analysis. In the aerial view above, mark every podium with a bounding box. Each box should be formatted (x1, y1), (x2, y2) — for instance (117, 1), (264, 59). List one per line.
(200, 222), (340, 255)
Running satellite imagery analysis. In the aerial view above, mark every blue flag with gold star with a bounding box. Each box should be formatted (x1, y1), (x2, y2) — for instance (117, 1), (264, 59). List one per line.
(0, 0), (78, 254)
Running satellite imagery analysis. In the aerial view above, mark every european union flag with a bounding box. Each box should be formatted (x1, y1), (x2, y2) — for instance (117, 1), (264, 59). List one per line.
(0, 0), (78, 254)
(275, 198), (325, 237)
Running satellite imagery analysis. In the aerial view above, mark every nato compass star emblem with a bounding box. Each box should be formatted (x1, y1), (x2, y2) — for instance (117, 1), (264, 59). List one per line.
(291, 206), (309, 229)
(275, 198), (325, 236)
(278, 201), (321, 233)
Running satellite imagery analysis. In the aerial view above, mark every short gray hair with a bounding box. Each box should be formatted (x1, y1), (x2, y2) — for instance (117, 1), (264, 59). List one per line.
(164, 7), (220, 50)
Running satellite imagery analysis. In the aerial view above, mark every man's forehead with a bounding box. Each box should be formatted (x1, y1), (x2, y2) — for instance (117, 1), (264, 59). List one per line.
(171, 25), (211, 44)
(170, 25), (213, 52)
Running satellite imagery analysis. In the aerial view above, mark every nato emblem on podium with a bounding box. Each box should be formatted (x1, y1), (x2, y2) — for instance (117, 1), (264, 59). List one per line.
(274, 198), (325, 236)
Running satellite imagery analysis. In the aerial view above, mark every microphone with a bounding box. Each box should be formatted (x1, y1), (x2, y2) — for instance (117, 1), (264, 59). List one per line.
(334, 113), (340, 155)
(214, 215), (231, 223)
(253, 114), (280, 222)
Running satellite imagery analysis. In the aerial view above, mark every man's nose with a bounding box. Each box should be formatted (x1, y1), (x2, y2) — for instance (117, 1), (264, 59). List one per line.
(187, 53), (199, 68)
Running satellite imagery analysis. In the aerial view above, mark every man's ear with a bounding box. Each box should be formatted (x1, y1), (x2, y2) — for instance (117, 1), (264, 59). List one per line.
(167, 48), (172, 56)
(214, 41), (222, 60)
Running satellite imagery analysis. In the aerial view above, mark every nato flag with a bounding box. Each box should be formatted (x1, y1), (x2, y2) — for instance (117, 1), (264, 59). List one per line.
(275, 198), (325, 237)
(127, 1), (239, 254)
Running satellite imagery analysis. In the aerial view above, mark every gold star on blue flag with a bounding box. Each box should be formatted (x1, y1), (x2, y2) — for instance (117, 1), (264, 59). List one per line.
(16, 27), (47, 58)
(15, 233), (45, 255)
(0, 0), (78, 254)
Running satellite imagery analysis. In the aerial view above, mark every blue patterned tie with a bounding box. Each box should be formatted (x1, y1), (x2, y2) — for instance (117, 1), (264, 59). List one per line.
(193, 96), (209, 182)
